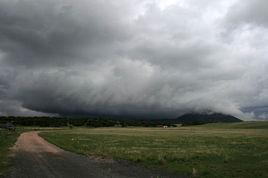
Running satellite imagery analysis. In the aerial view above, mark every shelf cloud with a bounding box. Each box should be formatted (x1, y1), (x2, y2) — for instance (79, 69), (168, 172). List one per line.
(0, 0), (268, 119)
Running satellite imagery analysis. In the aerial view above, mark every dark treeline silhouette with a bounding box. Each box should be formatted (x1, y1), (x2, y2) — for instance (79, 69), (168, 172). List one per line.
(0, 113), (242, 128)
(0, 116), (177, 127)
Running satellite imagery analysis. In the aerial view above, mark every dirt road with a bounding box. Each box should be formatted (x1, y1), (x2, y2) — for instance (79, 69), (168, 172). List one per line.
(5, 132), (181, 178)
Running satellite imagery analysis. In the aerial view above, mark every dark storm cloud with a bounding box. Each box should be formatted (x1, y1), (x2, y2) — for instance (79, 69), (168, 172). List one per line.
(0, 0), (134, 67)
(0, 0), (268, 119)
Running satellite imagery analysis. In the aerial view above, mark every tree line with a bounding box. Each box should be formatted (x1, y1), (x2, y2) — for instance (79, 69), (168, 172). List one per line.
(0, 116), (177, 128)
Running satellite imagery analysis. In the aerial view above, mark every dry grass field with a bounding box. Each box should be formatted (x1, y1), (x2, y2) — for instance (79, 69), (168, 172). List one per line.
(40, 122), (268, 178)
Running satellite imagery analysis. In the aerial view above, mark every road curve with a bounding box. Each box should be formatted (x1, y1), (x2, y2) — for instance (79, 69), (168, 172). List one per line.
(5, 132), (181, 178)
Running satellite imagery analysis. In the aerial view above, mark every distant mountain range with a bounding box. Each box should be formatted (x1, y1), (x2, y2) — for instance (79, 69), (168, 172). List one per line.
(176, 113), (242, 126)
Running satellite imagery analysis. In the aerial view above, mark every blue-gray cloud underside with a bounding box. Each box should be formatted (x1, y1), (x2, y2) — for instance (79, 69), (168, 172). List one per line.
(0, 0), (268, 119)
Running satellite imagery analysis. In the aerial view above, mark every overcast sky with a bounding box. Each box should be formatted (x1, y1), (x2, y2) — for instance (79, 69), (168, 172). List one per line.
(0, 0), (268, 119)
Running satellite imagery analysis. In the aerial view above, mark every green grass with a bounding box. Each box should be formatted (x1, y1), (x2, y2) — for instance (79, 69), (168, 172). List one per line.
(197, 121), (268, 129)
(0, 128), (22, 176)
(40, 122), (268, 178)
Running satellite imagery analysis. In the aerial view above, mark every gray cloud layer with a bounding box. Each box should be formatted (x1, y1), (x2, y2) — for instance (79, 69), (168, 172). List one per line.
(0, 0), (268, 119)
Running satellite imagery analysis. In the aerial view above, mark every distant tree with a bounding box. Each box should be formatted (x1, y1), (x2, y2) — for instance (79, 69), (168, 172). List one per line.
(67, 122), (74, 129)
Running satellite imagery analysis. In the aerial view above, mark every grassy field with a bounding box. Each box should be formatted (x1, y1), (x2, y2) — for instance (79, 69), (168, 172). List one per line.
(0, 129), (22, 176)
(40, 122), (268, 178)
(195, 121), (268, 129)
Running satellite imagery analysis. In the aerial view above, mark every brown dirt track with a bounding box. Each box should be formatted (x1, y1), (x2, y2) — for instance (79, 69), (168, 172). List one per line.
(5, 132), (182, 178)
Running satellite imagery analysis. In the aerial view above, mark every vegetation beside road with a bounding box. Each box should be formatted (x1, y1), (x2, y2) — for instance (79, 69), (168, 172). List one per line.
(40, 122), (268, 178)
(0, 129), (21, 176)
